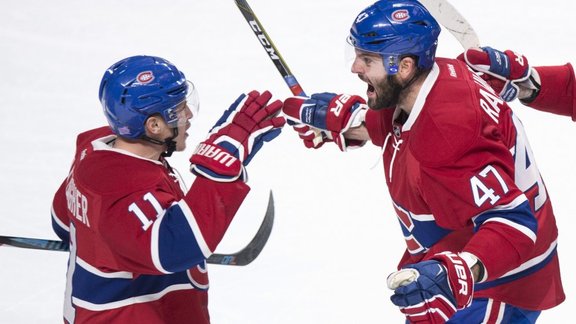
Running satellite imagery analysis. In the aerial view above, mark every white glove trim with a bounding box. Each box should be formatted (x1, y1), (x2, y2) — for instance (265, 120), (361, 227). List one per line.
(387, 268), (419, 290)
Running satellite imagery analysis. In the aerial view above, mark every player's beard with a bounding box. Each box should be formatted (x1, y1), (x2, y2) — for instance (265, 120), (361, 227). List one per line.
(368, 75), (404, 111)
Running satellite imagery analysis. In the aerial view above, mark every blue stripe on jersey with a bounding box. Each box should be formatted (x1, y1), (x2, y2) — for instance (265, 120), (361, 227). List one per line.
(475, 247), (556, 291)
(448, 298), (541, 323)
(51, 213), (70, 244)
(472, 200), (537, 236)
(393, 201), (452, 254)
(157, 204), (205, 273)
(72, 261), (194, 305)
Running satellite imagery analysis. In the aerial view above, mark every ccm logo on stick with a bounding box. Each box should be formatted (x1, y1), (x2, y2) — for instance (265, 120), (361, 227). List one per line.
(249, 20), (280, 60)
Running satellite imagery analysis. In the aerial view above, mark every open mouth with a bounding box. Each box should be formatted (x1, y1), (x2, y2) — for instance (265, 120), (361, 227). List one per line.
(359, 74), (375, 98)
(367, 83), (375, 97)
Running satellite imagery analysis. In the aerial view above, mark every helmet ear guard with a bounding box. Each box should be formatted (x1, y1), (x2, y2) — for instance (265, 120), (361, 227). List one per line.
(348, 0), (441, 75)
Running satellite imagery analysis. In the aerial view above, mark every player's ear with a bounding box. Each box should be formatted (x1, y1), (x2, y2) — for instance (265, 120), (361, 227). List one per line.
(144, 115), (164, 135)
(398, 56), (417, 77)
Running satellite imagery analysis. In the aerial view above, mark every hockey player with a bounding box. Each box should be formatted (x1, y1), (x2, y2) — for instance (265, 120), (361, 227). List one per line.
(458, 46), (576, 121)
(281, 1), (564, 322)
(50, 55), (285, 323)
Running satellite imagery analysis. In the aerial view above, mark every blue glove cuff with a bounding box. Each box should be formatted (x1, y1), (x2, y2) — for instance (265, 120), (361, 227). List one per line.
(483, 46), (511, 78)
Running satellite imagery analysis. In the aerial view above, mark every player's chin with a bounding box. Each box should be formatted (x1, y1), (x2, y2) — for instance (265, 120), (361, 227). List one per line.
(367, 97), (384, 110)
(366, 91), (384, 111)
(175, 137), (188, 152)
(175, 143), (187, 152)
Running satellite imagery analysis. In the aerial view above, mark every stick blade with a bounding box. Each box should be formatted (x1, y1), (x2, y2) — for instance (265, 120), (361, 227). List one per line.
(0, 236), (70, 252)
(206, 190), (275, 266)
(420, 0), (480, 49)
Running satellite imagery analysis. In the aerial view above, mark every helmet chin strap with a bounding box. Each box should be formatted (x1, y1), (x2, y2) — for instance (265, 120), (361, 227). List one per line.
(141, 128), (179, 158)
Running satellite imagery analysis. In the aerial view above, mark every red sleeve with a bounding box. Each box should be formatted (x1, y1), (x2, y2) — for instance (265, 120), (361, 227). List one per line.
(94, 162), (250, 274)
(183, 176), (250, 251)
(527, 63), (576, 121)
(416, 120), (537, 279)
(412, 61), (539, 279)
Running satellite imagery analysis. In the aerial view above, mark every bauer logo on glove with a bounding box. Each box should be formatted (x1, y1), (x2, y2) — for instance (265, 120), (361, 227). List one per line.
(190, 90), (285, 182)
(283, 92), (368, 151)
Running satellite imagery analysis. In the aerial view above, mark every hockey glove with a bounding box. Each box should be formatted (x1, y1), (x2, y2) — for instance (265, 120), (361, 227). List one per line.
(290, 123), (330, 149)
(282, 92), (367, 151)
(387, 252), (474, 323)
(190, 90), (285, 182)
(459, 47), (541, 102)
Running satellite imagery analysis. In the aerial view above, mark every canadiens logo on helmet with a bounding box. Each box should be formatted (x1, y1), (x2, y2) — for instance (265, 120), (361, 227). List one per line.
(136, 71), (155, 84)
(391, 9), (410, 21)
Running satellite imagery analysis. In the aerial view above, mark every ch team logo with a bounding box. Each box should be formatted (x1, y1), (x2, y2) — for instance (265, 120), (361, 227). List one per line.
(136, 71), (155, 84)
(391, 9), (410, 22)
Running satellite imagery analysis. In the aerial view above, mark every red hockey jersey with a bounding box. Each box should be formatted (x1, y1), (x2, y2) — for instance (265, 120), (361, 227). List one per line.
(51, 126), (250, 323)
(530, 63), (576, 120)
(364, 58), (564, 310)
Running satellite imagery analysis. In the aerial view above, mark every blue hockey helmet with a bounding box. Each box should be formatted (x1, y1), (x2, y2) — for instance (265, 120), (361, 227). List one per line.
(347, 0), (441, 74)
(98, 55), (197, 139)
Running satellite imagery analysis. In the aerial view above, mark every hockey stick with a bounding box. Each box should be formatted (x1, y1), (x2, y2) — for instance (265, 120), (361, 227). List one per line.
(419, 0), (480, 49)
(0, 191), (275, 266)
(0, 236), (69, 251)
(234, 0), (304, 97)
(205, 190), (275, 266)
(233, 0), (325, 146)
